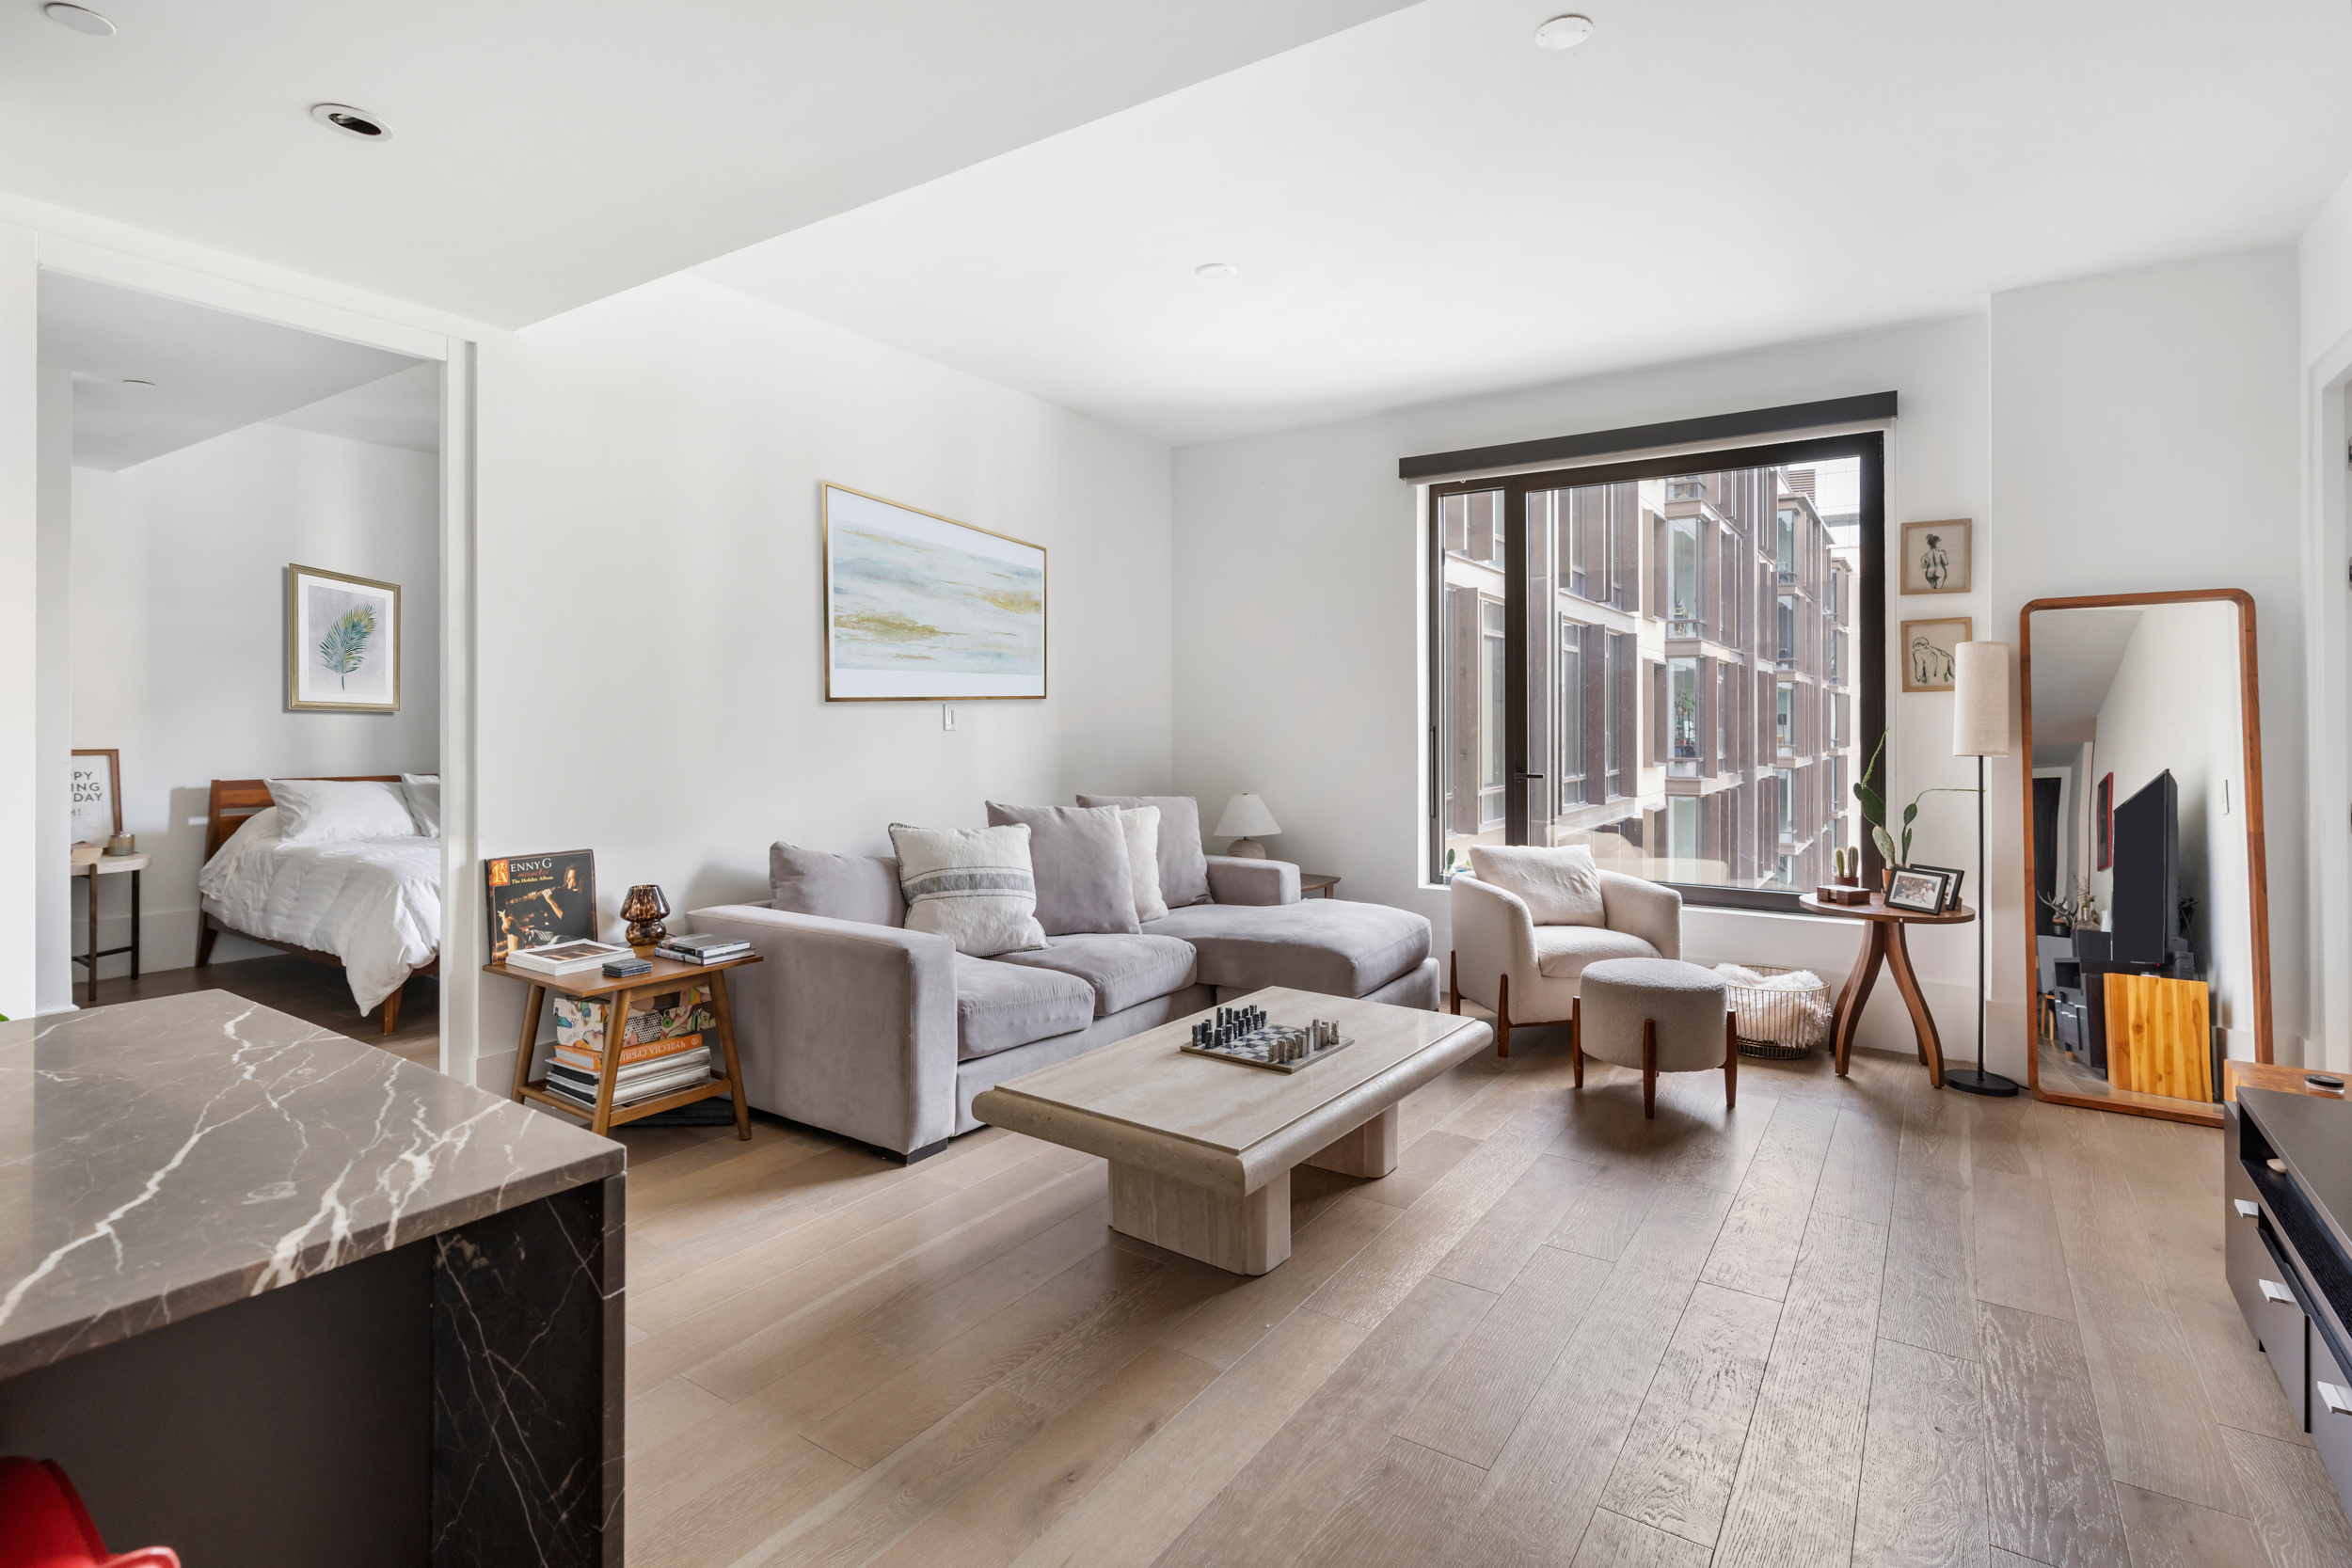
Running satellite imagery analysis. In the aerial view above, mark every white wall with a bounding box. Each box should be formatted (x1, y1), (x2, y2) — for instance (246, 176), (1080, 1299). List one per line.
(70, 422), (441, 978)
(1170, 312), (1993, 1057)
(2301, 170), (2352, 372)
(34, 366), (72, 1013)
(465, 275), (1174, 1087)
(2075, 602), (2255, 1047)
(1990, 246), (2306, 1069)
(2296, 176), (2352, 1072)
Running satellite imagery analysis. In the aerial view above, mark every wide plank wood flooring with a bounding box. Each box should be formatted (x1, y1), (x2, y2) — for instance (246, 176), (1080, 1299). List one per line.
(607, 1016), (2352, 1568)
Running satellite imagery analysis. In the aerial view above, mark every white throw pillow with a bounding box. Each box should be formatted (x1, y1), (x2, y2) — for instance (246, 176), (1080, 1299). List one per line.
(1118, 806), (1168, 923)
(266, 778), (420, 844)
(1469, 844), (1607, 927)
(888, 822), (1048, 958)
(400, 774), (441, 838)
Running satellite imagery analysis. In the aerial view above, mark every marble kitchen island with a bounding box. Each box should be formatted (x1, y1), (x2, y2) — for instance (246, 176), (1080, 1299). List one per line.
(0, 992), (626, 1566)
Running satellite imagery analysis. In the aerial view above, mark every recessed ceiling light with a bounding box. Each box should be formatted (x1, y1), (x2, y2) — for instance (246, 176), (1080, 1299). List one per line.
(311, 103), (390, 140)
(43, 4), (116, 37)
(1195, 262), (1237, 280)
(1534, 13), (1595, 48)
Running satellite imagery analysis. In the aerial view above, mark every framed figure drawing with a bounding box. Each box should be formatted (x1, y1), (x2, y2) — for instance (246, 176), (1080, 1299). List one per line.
(1900, 519), (1971, 594)
(70, 749), (119, 847)
(288, 563), (400, 712)
(1900, 616), (1971, 692)
(823, 483), (1047, 701)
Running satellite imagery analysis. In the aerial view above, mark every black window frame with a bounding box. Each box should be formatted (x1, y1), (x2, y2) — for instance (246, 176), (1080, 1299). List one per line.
(1426, 430), (1885, 912)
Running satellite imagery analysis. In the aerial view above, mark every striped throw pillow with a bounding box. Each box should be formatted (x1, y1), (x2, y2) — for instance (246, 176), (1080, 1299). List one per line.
(887, 822), (1048, 958)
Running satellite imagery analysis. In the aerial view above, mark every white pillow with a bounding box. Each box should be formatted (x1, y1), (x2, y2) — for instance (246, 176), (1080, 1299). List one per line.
(400, 774), (441, 838)
(1119, 806), (1168, 923)
(1469, 844), (1606, 927)
(888, 822), (1048, 958)
(265, 779), (420, 844)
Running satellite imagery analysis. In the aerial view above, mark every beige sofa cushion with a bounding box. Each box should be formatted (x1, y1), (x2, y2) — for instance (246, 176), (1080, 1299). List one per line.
(954, 956), (1094, 1060)
(990, 933), (1198, 1018)
(1469, 844), (1605, 927)
(1534, 925), (1660, 981)
(1143, 900), (1430, 998)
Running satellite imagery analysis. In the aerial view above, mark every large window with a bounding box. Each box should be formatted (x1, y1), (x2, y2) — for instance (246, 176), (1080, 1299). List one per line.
(1431, 433), (1883, 908)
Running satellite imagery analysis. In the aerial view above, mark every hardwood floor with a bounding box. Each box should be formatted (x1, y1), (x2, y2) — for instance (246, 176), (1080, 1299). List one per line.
(81, 956), (439, 1068)
(607, 1014), (2352, 1568)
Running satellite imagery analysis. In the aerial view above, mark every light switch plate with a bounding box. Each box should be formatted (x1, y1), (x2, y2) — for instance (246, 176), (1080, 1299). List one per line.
(943, 704), (957, 732)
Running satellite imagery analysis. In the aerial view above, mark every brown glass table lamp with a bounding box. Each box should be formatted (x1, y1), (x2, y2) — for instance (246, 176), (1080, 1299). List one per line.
(620, 884), (671, 951)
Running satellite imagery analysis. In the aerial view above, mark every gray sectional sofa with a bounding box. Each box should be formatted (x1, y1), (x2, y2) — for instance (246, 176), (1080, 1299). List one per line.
(690, 800), (1438, 1160)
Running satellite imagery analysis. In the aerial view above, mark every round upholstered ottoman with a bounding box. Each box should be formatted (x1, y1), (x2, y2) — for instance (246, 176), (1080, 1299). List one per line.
(1573, 958), (1737, 1118)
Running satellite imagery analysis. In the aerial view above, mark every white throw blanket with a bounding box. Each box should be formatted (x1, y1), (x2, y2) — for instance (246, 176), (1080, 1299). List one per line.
(198, 807), (440, 1013)
(1712, 963), (1833, 1049)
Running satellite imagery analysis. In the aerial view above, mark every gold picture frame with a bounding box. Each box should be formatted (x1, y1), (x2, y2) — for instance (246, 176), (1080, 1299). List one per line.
(1900, 519), (1971, 594)
(1900, 616), (1971, 692)
(822, 482), (1048, 703)
(287, 563), (401, 713)
(70, 748), (120, 846)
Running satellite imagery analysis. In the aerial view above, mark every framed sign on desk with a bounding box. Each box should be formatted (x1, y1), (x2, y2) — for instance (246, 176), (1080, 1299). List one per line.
(69, 749), (119, 847)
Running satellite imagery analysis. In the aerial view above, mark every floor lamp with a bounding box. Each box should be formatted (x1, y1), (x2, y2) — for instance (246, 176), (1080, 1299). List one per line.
(1949, 641), (2020, 1096)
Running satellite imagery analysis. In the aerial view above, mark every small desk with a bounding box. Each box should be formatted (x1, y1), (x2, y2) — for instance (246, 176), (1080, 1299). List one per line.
(70, 843), (150, 1005)
(1797, 893), (1976, 1088)
(491, 952), (757, 1139)
(1299, 873), (1340, 899)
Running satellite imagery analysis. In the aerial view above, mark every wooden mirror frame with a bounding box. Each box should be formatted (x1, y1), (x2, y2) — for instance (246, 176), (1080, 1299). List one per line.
(2018, 588), (2267, 1128)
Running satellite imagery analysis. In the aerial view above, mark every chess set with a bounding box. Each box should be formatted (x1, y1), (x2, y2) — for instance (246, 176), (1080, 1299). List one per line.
(1179, 1003), (1353, 1073)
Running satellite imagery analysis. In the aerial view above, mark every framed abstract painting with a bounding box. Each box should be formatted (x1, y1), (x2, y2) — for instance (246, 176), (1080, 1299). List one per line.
(823, 483), (1047, 701)
(287, 563), (401, 712)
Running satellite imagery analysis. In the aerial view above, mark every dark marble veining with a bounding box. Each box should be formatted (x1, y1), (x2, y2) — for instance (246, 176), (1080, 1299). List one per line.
(0, 991), (623, 1381)
(433, 1175), (625, 1567)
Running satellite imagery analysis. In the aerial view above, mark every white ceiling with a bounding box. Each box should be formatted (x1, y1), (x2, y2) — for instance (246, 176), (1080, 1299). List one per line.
(0, 0), (1417, 327)
(271, 363), (441, 454)
(2027, 608), (2141, 735)
(699, 0), (2352, 445)
(39, 272), (426, 469)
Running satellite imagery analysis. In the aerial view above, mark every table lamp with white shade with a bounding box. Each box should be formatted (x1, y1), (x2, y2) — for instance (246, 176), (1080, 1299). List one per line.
(1216, 794), (1282, 859)
(1950, 641), (2020, 1097)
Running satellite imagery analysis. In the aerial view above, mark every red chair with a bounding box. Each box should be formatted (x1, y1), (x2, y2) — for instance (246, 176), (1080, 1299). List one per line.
(0, 1459), (178, 1568)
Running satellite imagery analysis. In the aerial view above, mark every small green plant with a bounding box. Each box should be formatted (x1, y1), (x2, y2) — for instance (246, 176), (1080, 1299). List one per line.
(1853, 730), (1899, 867)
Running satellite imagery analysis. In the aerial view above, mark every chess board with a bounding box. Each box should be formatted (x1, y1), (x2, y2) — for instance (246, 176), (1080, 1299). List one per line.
(1180, 1024), (1354, 1074)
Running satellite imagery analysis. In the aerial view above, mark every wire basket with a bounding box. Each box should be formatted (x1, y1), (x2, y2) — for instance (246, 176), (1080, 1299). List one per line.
(1717, 963), (1832, 1059)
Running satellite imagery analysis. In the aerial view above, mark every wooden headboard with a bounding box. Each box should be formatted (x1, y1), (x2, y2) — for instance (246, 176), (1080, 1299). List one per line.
(204, 776), (405, 862)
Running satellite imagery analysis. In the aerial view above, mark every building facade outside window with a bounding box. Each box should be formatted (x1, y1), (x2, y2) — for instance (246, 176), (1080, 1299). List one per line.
(1432, 438), (1878, 906)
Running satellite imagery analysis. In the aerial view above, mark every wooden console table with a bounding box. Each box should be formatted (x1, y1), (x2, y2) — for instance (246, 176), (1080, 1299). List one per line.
(492, 951), (755, 1138)
(1797, 892), (1976, 1088)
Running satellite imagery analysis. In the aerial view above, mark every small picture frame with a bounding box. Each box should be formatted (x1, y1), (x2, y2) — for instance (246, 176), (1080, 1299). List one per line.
(2095, 772), (2115, 869)
(1905, 863), (1967, 913)
(1900, 616), (1972, 692)
(1886, 865), (1954, 915)
(1900, 519), (1972, 594)
(288, 563), (401, 713)
(70, 749), (120, 847)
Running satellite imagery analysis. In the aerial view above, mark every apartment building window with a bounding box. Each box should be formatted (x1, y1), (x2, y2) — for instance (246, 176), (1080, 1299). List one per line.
(1668, 657), (1700, 778)
(1429, 428), (1883, 909)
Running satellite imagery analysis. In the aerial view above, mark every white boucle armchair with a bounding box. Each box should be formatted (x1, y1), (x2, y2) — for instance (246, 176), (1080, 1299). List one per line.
(1448, 868), (1683, 1056)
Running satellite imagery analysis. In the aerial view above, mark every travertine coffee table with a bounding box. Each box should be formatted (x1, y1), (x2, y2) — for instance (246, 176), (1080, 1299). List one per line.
(971, 986), (1493, 1275)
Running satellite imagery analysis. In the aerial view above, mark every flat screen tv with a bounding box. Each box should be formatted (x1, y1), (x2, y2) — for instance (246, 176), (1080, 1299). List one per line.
(2111, 770), (2177, 966)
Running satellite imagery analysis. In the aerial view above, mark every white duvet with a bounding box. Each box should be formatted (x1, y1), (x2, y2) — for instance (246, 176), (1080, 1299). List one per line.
(198, 807), (440, 1013)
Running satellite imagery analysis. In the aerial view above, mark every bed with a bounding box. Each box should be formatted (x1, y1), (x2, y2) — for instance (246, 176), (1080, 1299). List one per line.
(196, 777), (442, 1034)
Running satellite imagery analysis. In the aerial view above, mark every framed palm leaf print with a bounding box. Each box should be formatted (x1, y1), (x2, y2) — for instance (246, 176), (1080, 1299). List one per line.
(288, 563), (401, 712)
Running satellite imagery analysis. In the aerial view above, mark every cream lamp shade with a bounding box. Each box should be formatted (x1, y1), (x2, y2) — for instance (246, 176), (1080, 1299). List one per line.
(1952, 641), (2012, 759)
(1216, 793), (1281, 858)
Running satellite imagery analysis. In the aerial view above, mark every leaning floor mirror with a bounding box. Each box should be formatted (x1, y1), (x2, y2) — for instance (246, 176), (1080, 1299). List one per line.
(2019, 590), (2269, 1128)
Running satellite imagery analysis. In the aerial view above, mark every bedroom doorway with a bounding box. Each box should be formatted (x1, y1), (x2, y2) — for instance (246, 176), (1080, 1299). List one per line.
(34, 269), (455, 1068)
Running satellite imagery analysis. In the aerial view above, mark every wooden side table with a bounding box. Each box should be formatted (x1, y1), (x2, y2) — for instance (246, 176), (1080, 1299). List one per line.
(71, 843), (150, 1005)
(1299, 874), (1340, 900)
(2224, 1059), (2345, 1102)
(1797, 893), (1976, 1088)
(491, 952), (757, 1139)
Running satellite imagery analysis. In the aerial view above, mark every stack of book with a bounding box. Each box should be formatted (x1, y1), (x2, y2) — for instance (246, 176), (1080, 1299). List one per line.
(655, 931), (752, 967)
(543, 1030), (713, 1114)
